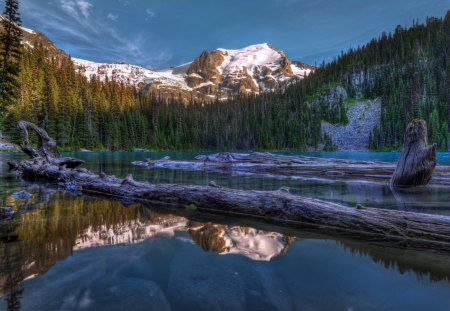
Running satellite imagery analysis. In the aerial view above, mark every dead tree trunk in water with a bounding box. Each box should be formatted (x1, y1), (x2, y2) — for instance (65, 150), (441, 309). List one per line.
(391, 119), (437, 187)
(7, 121), (84, 170)
(8, 121), (450, 254)
(18, 120), (60, 159)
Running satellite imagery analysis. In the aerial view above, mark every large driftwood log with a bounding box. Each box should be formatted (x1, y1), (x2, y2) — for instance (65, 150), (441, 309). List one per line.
(12, 160), (450, 253)
(9, 121), (450, 254)
(133, 151), (450, 186)
(391, 119), (437, 187)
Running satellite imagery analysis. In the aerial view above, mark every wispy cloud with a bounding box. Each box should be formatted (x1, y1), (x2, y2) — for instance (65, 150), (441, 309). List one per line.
(145, 9), (156, 21)
(107, 13), (118, 21)
(59, 0), (93, 19)
(76, 0), (93, 18)
(22, 0), (171, 68)
(60, 0), (79, 18)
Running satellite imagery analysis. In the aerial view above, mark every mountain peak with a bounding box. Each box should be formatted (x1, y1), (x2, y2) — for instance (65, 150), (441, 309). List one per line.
(73, 42), (313, 102)
(11, 19), (314, 102)
(15, 17), (314, 103)
(185, 43), (313, 98)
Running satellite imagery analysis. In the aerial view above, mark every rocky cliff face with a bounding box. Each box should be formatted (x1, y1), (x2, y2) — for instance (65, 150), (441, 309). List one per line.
(322, 97), (382, 151)
(184, 43), (313, 99)
(306, 84), (382, 151)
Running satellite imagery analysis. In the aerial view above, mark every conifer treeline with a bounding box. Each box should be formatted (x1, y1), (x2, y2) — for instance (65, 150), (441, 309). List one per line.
(2, 10), (450, 151)
(2, 43), (324, 151)
(298, 11), (450, 150)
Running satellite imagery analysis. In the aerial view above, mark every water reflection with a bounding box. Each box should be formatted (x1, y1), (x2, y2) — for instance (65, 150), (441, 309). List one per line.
(1, 152), (450, 310)
(0, 190), (292, 297)
(1, 244), (24, 311)
(1, 189), (449, 298)
(3, 152), (450, 215)
(189, 222), (295, 261)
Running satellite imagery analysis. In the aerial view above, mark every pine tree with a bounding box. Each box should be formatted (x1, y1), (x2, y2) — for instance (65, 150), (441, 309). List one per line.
(0, 0), (22, 114)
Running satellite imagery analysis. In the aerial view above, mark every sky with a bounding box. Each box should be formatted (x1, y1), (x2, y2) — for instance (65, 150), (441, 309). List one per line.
(11, 0), (450, 69)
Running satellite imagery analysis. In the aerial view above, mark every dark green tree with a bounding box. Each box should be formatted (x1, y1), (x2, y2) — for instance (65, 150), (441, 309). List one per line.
(0, 0), (22, 114)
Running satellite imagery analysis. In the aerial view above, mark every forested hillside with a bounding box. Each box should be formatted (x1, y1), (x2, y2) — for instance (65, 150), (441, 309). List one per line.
(305, 11), (450, 150)
(1, 10), (449, 151)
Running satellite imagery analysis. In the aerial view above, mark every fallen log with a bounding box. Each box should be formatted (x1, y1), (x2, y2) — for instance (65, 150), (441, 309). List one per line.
(8, 121), (450, 254)
(391, 119), (437, 187)
(133, 152), (450, 186)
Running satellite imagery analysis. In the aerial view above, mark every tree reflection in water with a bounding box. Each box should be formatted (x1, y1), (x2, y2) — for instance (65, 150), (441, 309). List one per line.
(1, 242), (24, 311)
(0, 186), (449, 309)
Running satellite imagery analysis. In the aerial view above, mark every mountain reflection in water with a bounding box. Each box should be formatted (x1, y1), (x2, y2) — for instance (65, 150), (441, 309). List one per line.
(1, 152), (450, 310)
(0, 189), (293, 297)
(0, 187), (449, 310)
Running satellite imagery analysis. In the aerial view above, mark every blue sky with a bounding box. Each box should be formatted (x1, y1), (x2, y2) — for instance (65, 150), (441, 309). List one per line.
(14, 0), (450, 68)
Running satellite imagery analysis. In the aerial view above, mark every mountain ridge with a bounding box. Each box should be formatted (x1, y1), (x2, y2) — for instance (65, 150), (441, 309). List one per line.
(5, 18), (314, 102)
(73, 43), (314, 102)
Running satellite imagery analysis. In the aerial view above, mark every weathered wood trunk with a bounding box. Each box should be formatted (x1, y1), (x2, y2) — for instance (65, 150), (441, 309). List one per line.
(391, 119), (437, 187)
(8, 121), (84, 170)
(133, 151), (450, 186)
(8, 121), (450, 253)
(18, 120), (60, 159)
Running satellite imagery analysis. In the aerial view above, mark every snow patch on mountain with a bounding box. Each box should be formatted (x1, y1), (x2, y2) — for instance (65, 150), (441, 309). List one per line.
(217, 43), (310, 81)
(73, 58), (191, 90)
(220, 226), (286, 261)
(20, 25), (35, 34)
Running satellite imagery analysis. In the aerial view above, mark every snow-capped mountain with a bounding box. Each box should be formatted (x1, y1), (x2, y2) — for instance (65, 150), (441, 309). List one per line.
(189, 222), (291, 261)
(8, 18), (314, 102)
(74, 217), (291, 261)
(72, 58), (190, 90)
(73, 43), (314, 102)
(185, 43), (313, 98)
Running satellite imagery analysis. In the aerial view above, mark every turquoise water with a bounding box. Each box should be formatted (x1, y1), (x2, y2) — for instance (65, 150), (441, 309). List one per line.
(1, 152), (450, 310)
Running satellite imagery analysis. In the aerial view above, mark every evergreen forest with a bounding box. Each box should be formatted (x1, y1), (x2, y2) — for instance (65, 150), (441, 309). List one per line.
(1, 10), (449, 151)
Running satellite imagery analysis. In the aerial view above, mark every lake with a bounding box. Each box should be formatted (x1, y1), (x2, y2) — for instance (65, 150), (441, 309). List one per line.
(1, 152), (449, 311)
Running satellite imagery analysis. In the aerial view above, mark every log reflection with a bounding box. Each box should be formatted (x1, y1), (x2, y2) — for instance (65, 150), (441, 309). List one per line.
(0, 188), (449, 307)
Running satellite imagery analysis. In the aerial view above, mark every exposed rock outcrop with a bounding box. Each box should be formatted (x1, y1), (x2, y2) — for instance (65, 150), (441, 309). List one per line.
(322, 98), (382, 151)
(186, 50), (225, 87)
(185, 43), (313, 99)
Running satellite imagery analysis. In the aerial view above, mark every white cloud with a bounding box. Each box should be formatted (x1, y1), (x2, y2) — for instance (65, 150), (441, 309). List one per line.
(59, 0), (93, 19)
(107, 13), (118, 21)
(76, 0), (93, 18)
(145, 9), (156, 21)
(60, 0), (79, 18)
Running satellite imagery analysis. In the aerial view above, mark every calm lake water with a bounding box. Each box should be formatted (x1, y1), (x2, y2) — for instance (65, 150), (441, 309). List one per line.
(0, 151), (449, 311)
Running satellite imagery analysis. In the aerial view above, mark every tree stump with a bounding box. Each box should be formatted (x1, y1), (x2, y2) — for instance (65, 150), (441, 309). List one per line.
(391, 119), (437, 187)
(18, 120), (60, 160)
(13, 120), (84, 169)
